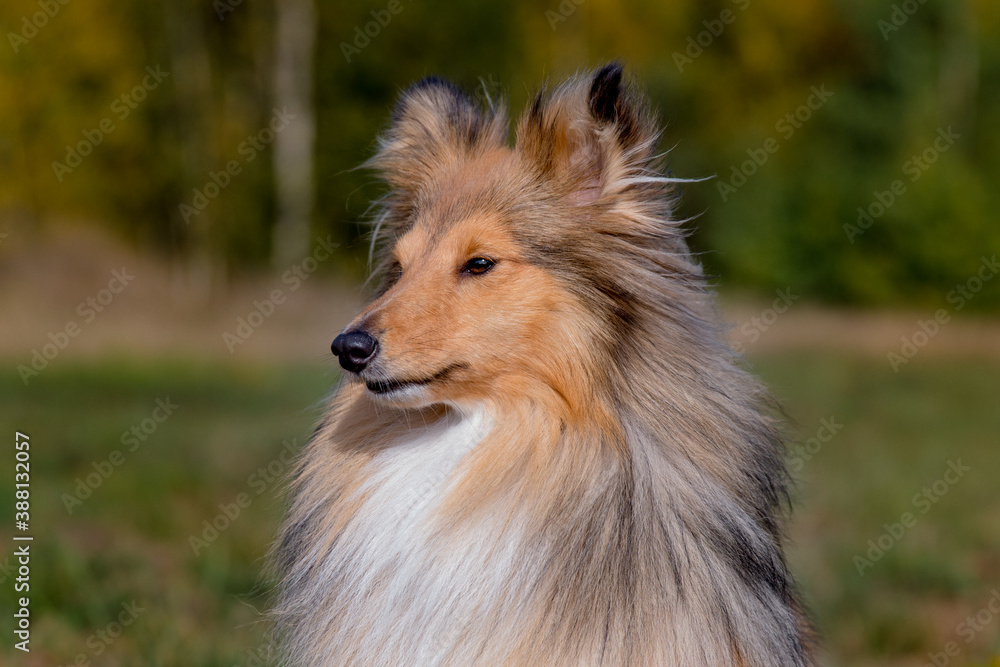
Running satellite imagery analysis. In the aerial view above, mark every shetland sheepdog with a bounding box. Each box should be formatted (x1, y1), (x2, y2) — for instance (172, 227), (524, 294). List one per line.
(273, 63), (814, 666)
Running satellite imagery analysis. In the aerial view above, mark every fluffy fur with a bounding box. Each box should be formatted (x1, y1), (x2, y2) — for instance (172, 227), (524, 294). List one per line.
(272, 64), (815, 666)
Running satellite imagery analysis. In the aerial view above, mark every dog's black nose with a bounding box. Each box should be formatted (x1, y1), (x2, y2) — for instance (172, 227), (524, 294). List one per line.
(331, 330), (378, 373)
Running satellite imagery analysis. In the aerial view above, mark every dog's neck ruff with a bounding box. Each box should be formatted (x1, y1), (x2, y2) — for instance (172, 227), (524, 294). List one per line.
(276, 392), (810, 666)
(292, 407), (526, 664)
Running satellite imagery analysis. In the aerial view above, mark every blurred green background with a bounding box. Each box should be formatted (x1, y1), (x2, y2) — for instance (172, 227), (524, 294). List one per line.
(1, 0), (998, 665)
(2, 0), (999, 305)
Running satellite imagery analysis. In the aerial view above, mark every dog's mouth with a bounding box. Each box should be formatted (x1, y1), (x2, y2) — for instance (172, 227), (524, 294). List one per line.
(364, 363), (465, 396)
(364, 377), (431, 395)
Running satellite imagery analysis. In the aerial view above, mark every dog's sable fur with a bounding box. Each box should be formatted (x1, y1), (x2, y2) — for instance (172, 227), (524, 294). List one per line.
(272, 64), (815, 666)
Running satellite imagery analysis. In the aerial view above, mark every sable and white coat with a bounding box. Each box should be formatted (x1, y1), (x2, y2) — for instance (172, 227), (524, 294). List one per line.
(273, 64), (814, 667)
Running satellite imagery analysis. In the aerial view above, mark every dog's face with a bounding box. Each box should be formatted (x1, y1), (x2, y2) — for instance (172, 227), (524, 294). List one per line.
(331, 66), (670, 412)
(334, 150), (575, 411)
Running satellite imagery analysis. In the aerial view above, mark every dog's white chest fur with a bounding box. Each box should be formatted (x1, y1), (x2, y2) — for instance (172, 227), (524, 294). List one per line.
(317, 407), (526, 662)
(358, 406), (490, 538)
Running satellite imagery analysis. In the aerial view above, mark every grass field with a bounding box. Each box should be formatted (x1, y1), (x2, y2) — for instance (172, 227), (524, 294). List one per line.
(1, 351), (998, 666)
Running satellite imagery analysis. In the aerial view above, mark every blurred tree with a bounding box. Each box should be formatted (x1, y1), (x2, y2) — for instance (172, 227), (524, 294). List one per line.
(0, 0), (997, 308)
(271, 0), (316, 268)
(162, 0), (218, 298)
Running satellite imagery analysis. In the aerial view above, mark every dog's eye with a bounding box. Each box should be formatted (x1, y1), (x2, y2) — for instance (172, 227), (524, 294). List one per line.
(461, 257), (495, 276)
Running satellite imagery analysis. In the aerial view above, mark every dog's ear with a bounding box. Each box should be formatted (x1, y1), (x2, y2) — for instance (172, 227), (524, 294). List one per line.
(517, 63), (659, 206)
(368, 77), (506, 192)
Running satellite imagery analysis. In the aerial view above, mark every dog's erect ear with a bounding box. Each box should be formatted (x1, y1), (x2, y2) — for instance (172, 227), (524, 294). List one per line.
(516, 63), (659, 206)
(368, 77), (507, 192)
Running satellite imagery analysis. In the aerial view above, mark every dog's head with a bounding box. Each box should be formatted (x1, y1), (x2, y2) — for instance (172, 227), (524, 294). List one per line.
(332, 64), (693, 413)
